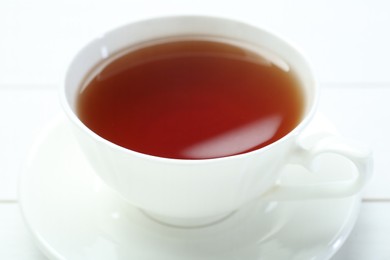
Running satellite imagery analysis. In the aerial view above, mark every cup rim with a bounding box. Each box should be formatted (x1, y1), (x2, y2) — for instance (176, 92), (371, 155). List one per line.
(61, 15), (319, 164)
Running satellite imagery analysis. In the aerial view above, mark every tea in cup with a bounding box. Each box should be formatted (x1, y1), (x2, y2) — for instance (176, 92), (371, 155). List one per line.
(61, 16), (372, 226)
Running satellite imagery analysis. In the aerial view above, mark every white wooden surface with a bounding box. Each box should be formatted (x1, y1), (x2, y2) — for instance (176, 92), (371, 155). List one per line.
(1, 0), (389, 259)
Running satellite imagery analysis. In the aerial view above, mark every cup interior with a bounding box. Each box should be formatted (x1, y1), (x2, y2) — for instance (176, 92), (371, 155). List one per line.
(62, 16), (318, 159)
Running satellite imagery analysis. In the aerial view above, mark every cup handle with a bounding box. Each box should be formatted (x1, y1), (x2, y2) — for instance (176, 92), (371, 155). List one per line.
(263, 133), (373, 200)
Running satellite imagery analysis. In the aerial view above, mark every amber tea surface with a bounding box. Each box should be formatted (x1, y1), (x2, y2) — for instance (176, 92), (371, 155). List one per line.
(77, 39), (304, 159)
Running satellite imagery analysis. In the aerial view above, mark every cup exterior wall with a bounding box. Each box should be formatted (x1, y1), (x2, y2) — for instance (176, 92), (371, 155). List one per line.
(62, 16), (317, 218)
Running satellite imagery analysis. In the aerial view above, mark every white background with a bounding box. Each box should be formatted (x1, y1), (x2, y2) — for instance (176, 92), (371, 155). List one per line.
(1, 0), (390, 259)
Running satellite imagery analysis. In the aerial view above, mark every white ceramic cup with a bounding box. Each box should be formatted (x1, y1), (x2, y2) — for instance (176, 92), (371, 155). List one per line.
(61, 16), (372, 226)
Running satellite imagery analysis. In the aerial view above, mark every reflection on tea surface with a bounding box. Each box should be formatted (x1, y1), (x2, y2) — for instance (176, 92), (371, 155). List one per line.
(77, 39), (303, 159)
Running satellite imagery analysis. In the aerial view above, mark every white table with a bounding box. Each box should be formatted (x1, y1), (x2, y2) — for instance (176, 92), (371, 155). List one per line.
(1, 1), (390, 259)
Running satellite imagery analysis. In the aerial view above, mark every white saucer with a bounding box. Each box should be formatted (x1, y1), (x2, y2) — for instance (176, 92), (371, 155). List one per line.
(20, 115), (361, 260)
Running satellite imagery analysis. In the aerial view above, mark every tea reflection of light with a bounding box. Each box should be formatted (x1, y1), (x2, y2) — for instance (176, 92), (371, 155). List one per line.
(184, 115), (282, 158)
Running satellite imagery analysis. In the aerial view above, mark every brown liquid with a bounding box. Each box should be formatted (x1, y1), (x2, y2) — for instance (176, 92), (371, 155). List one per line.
(77, 39), (304, 159)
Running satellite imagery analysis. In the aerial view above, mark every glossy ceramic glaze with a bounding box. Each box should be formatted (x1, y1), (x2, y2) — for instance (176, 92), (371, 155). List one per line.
(61, 16), (371, 222)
